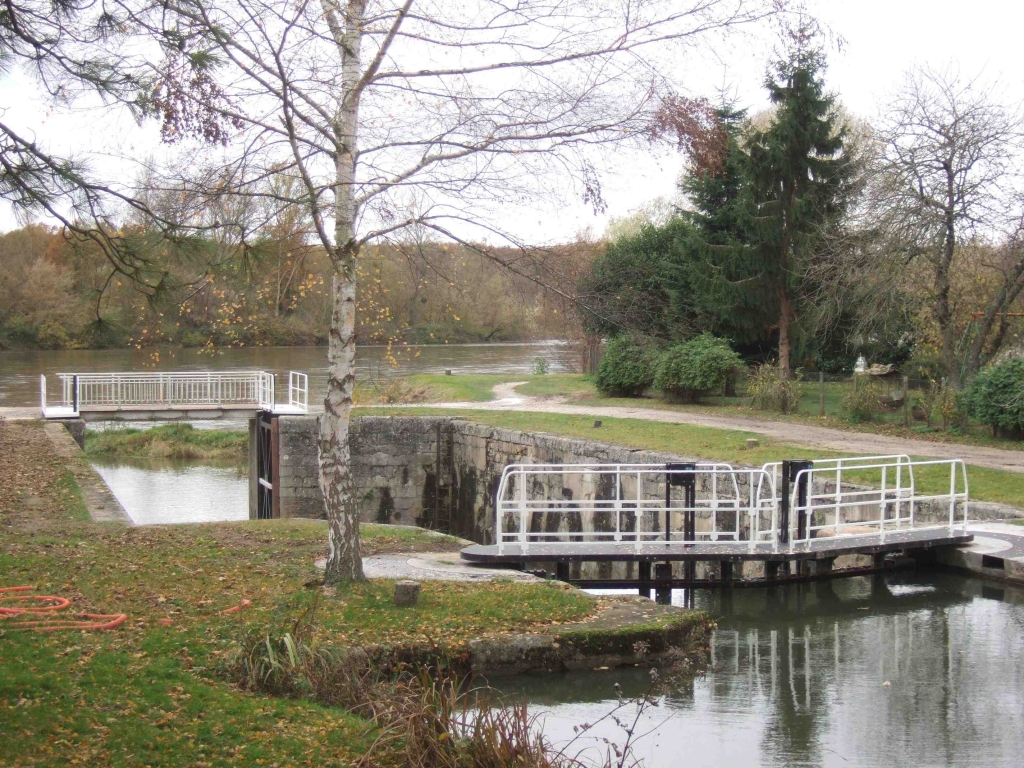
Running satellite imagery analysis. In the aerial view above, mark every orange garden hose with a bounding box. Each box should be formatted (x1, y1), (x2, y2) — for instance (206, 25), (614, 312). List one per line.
(1, 586), (126, 632)
(2, 587), (252, 632)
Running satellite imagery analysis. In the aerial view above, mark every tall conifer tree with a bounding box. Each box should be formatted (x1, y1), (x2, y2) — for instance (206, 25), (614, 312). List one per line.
(667, 105), (763, 344)
(745, 25), (852, 380)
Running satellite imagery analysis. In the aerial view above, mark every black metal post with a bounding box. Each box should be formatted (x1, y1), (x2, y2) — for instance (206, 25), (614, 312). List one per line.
(792, 460), (813, 540)
(638, 561), (652, 598)
(555, 561), (570, 582)
(665, 462), (695, 544)
(72, 374), (78, 413)
(780, 459), (813, 543)
(655, 562), (672, 604)
(779, 461), (791, 545)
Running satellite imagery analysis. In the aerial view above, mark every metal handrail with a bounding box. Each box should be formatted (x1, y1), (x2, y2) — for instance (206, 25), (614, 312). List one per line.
(494, 463), (778, 554)
(789, 458), (968, 545)
(492, 456), (969, 554)
(288, 371), (309, 410)
(42, 370), (293, 412)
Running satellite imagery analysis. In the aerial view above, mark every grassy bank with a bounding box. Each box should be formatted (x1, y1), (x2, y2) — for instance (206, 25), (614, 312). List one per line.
(404, 373), (1024, 451)
(85, 423), (249, 461)
(1, 420), (602, 767)
(367, 408), (1024, 508)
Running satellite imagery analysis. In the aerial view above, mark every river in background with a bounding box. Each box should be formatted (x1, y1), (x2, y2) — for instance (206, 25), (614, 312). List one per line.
(0, 341), (575, 408)
(500, 575), (1024, 768)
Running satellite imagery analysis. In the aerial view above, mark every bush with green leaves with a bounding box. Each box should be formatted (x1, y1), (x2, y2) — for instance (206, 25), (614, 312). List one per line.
(595, 335), (657, 397)
(653, 334), (743, 403)
(962, 359), (1024, 438)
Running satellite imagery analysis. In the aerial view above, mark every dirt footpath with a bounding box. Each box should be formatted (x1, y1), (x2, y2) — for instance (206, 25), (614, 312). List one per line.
(420, 383), (1024, 473)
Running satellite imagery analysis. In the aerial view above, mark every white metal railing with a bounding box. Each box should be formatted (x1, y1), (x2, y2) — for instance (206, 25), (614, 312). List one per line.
(494, 463), (778, 554)
(788, 458), (969, 546)
(288, 371), (309, 411)
(492, 456), (969, 554)
(39, 370), (309, 413)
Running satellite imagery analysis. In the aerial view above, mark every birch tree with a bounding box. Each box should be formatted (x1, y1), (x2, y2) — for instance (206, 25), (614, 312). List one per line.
(127, 0), (782, 583)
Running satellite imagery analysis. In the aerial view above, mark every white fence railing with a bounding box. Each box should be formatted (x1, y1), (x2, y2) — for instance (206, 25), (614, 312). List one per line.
(493, 457), (969, 554)
(788, 458), (968, 545)
(495, 463), (779, 554)
(40, 370), (309, 414)
(288, 371), (309, 411)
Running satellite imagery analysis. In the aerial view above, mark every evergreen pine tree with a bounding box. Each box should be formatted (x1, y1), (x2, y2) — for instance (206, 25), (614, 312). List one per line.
(665, 105), (765, 344)
(744, 26), (852, 380)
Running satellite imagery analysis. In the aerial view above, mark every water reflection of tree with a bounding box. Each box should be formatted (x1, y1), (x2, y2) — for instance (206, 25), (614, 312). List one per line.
(705, 576), (1024, 766)
(501, 576), (1024, 766)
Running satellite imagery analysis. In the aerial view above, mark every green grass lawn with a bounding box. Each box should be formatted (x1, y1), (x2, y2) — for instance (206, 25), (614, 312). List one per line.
(366, 408), (1024, 508)
(404, 372), (1021, 451)
(85, 423), (249, 461)
(406, 373), (524, 401)
(1, 420), (597, 767)
(360, 372), (598, 403)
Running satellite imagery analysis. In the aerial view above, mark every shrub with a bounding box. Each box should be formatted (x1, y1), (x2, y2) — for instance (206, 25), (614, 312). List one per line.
(748, 363), (801, 413)
(962, 359), (1024, 438)
(653, 334), (742, 403)
(595, 335), (657, 397)
(36, 320), (70, 350)
(842, 379), (883, 423)
(919, 379), (962, 430)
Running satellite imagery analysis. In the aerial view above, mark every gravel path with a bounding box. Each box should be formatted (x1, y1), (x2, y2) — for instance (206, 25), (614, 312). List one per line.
(390, 383), (1024, 473)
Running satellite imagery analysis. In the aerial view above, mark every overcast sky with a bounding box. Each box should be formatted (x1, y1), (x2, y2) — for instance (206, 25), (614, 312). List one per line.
(1, 0), (1021, 243)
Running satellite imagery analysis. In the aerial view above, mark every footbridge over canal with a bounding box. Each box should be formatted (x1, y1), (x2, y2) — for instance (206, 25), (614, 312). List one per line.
(461, 455), (974, 595)
(40, 370), (309, 421)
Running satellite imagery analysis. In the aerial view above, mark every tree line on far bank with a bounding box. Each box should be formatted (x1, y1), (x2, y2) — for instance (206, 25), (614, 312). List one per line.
(577, 30), (1024, 436)
(0, 222), (589, 352)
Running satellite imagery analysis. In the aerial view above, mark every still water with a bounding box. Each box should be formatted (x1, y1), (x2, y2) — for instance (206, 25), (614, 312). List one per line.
(24, 341), (573, 522)
(0, 341), (574, 407)
(91, 457), (249, 526)
(500, 576), (1024, 768)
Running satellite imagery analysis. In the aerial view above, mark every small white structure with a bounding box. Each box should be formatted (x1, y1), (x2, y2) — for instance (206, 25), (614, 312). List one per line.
(40, 370), (308, 420)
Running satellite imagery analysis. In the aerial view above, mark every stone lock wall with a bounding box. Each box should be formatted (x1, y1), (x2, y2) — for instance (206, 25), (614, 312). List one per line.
(250, 415), (965, 565)
(250, 415), (755, 542)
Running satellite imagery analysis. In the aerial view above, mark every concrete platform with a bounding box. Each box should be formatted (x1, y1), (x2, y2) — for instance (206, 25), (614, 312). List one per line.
(461, 528), (974, 565)
(936, 523), (1024, 585)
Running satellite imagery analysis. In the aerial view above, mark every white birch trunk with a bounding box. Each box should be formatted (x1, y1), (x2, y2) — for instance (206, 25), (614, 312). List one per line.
(319, 0), (366, 583)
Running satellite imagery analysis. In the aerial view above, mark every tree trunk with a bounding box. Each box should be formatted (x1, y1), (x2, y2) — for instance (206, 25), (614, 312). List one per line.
(319, 0), (367, 585)
(319, 261), (364, 584)
(936, 169), (960, 389)
(778, 289), (792, 381)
